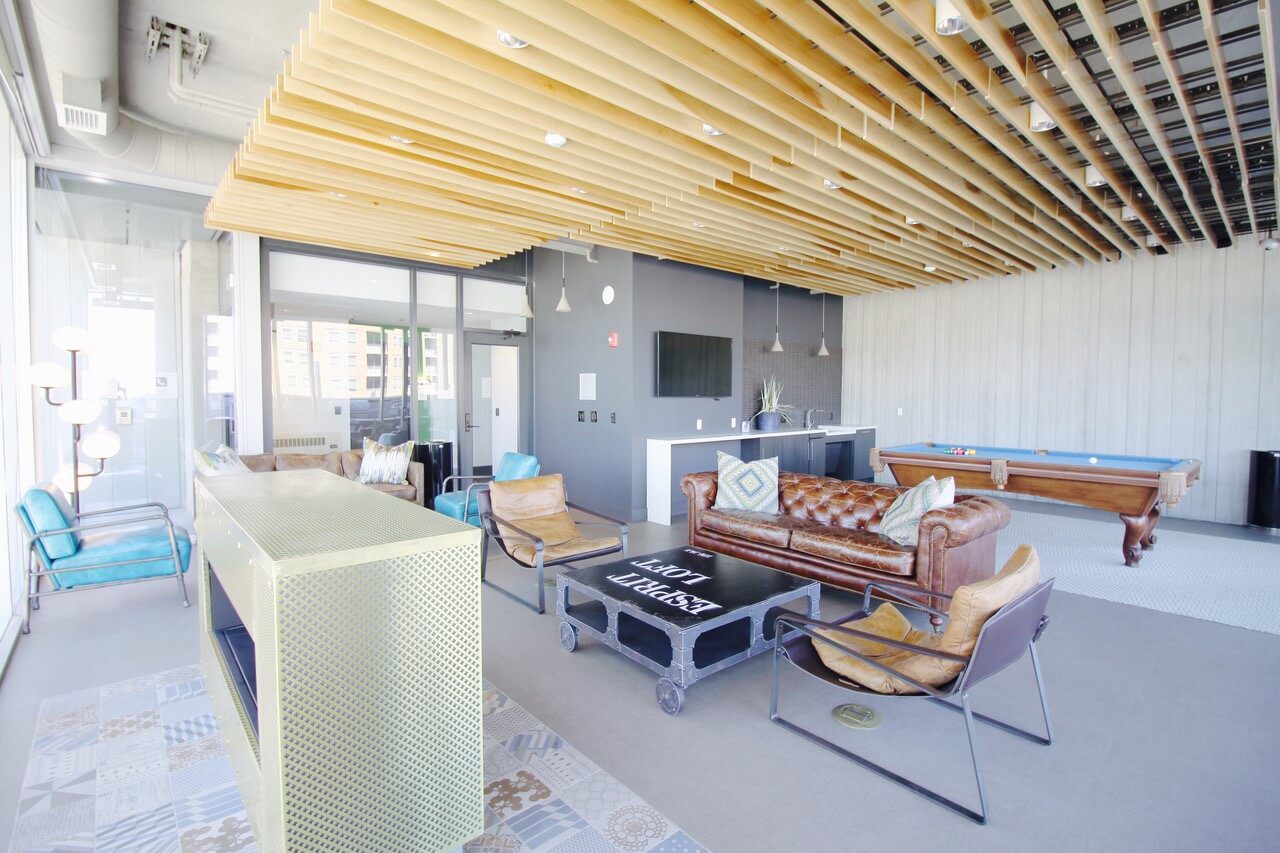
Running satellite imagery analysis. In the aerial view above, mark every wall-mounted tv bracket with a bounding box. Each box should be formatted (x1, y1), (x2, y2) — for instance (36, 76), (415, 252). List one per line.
(145, 16), (210, 76)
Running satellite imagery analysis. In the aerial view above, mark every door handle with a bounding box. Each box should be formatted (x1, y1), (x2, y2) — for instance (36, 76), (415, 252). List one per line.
(465, 412), (473, 431)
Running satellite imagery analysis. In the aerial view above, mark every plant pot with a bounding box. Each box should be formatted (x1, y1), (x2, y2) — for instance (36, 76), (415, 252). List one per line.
(755, 412), (782, 432)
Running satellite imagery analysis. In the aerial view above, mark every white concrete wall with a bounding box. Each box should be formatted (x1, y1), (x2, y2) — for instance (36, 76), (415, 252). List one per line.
(841, 240), (1280, 525)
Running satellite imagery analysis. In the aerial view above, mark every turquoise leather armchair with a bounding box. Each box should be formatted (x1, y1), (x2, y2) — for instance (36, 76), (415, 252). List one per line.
(15, 483), (191, 634)
(434, 452), (540, 526)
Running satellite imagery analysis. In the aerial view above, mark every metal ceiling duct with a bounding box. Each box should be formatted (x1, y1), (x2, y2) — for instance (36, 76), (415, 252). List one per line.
(29, 0), (231, 185)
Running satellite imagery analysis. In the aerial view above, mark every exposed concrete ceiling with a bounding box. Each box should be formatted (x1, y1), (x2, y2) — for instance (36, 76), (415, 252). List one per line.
(15, 0), (310, 158)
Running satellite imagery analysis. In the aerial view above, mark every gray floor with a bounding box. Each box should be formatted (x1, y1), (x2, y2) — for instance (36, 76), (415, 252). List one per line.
(3, 508), (1278, 852)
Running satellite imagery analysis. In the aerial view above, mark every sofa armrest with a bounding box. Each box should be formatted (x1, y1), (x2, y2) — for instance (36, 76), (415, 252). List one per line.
(916, 496), (1011, 552)
(406, 461), (425, 505)
(680, 472), (717, 540)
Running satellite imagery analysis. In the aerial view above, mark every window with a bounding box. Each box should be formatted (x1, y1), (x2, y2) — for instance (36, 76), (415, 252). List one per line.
(367, 353), (382, 367)
(329, 354), (339, 367)
(367, 376), (382, 390)
(348, 354), (357, 367)
(282, 328), (293, 342)
(346, 330), (357, 344)
(367, 330), (381, 345)
(348, 378), (358, 392)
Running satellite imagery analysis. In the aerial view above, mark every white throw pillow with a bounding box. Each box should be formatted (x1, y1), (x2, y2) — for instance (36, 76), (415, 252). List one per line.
(357, 437), (413, 485)
(193, 444), (251, 476)
(713, 451), (780, 513)
(878, 476), (948, 547)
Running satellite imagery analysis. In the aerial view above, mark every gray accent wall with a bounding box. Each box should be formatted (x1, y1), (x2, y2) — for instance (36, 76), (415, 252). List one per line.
(531, 247), (635, 519)
(742, 278), (842, 426)
(630, 257), (745, 519)
(531, 250), (748, 521)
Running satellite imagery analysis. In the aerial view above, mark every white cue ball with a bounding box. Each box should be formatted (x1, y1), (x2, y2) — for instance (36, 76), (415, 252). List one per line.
(1089, 456), (1098, 464)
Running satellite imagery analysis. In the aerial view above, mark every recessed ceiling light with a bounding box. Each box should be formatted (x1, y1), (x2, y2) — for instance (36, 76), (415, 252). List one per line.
(92, 261), (117, 271)
(544, 131), (568, 148)
(496, 29), (528, 49)
(570, 187), (588, 195)
(691, 222), (704, 228)
(1003, 259), (1015, 266)
(329, 191), (347, 199)
(924, 264), (937, 272)
(823, 178), (841, 190)
(389, 134), (413, 145)
(905, 215), (920, 225)
(701, 122), (725, 137)
(428, 251), (441, 257)
(961, 240), (973, 248)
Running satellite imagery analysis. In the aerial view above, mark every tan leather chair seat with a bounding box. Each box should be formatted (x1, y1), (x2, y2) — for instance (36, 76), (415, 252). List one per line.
(510, 536), (622, 566)
(790, 527), (916, 576)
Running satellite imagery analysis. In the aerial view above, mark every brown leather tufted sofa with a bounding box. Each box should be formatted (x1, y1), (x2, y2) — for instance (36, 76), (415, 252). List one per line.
(681, 472), (1011, 625)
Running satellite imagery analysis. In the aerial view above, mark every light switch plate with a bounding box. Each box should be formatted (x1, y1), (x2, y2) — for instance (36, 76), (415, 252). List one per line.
(696, 419), (702, 430)
(897, 407), (904, 416)
(730, 417), (737, 428)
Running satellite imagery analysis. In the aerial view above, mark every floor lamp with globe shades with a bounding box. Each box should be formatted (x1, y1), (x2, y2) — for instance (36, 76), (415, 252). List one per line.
(29, 327), (121, 514)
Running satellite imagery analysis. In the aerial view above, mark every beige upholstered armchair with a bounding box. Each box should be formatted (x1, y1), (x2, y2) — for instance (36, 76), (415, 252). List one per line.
(477, 474), (627, 613)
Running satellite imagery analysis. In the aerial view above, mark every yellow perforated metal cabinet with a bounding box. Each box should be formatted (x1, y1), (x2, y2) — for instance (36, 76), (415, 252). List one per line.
(196, 470), (483, 852)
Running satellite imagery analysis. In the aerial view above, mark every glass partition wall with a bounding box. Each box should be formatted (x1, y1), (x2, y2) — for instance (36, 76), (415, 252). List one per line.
(29, 170), (221, 520)
(264, 243), (529, 474)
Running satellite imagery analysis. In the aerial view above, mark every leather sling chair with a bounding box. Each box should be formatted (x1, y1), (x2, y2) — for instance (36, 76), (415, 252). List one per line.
(478, 474), (628, 613)
(770, 545), (1053, 824)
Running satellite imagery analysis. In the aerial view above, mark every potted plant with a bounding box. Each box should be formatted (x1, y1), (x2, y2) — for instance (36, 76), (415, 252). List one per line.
(754, 376), (792, 432)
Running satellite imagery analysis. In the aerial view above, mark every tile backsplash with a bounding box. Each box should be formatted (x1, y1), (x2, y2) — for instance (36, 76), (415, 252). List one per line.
(742, 339), (842, 427)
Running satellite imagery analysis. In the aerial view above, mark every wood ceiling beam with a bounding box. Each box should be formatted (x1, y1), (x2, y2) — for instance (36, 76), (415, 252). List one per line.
(437, 0), (1057, 268)
(1136, 0), (1234, 238)
(1076, 0), (1222, 244)
(877, 0), (1153, 251)
(1003, 0), (1192, 244)
(694, 0), (1116, 260)
(1199, 0), (1260, 233)
(1258, 0), (1279, 216)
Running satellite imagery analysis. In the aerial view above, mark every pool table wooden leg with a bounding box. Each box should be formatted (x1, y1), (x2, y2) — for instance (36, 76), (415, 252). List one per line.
(1120, 513), (1148, 567)
(1141, 505), (1161, 550)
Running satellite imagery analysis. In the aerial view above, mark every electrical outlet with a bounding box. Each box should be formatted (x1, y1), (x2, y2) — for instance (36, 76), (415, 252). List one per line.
(696, 419), (702, 430)
(577, 410), (585, 422)
(730, 417), (737, 429)
(590, 411), (598, 422)
(115, 407), (133, 425)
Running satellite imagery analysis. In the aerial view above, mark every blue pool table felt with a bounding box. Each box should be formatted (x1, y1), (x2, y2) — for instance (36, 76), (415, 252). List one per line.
(886, 443), (1183, 472)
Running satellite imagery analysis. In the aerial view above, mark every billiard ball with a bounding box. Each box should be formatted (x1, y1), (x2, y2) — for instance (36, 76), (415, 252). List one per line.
(1089, 456), (1098, 464)
(967, 449), (977, 456)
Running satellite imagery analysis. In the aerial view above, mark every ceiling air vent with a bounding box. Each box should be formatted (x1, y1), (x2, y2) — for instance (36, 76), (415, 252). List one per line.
(56, 74), (109, 136)
(56, 103), (108, 135)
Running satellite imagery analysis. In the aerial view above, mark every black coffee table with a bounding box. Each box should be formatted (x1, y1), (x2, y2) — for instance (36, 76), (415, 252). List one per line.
(555, 545), (820, 714)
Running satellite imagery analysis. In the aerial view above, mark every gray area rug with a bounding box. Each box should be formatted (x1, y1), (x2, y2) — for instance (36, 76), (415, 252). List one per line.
(9, 667), (705, 853)
(998, 510), (1280, 634)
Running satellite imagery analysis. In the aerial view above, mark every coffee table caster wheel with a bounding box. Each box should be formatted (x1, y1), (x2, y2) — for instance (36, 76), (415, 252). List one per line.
(656, 678), (684, 715)
(559, 622), (578, 652)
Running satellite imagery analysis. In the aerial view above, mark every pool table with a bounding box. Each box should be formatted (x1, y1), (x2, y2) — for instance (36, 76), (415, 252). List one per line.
(871, 442), (1202, 567)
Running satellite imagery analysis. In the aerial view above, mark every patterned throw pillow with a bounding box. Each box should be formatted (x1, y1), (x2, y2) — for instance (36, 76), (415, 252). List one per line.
(192, 444), (251, 476)
(357, 437), (413, 485)
(713, 451), (780, 513)
(878, 476), (955, 547)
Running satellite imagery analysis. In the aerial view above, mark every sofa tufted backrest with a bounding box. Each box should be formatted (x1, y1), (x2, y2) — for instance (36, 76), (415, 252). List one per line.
(777, 473), (908, 532)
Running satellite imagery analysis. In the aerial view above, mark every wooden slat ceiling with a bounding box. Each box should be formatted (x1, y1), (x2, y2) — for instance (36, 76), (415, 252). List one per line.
(205, 0), (1278, 295)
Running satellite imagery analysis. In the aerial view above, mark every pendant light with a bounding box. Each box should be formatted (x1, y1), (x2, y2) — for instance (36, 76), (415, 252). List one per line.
(555, 251), (572, 312)
(520, 253), (534, 318)
(934, 0), (968, 35)
(817, 293), (830, 357)
(770, 283), (784, 352)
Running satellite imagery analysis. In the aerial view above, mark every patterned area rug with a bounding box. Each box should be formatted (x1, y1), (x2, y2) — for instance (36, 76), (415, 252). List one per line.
(998, 510), (1280, 635)
(9, 669), (704, 853)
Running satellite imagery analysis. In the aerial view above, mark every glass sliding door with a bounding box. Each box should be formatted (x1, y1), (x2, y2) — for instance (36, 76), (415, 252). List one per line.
(267, 252), (412, 453)
(415, 271), (458, 449)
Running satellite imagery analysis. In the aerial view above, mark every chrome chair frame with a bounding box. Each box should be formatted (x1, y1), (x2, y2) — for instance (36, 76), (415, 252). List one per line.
(439, 473), (492, 525)
(16, 501), (190, 635)
(478, 486), (628, 614)
(770, 578), (1054, 824)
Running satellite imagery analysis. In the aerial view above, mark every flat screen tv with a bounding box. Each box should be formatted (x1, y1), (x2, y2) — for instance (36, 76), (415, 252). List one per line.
(655, 331), (732, 398)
